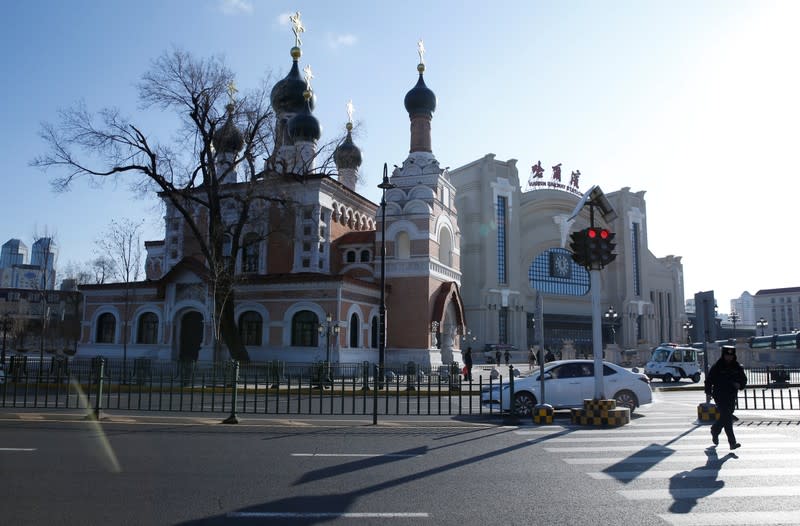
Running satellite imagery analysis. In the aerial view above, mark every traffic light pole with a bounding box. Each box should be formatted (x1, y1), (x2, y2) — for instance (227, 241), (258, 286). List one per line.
(590, 268), (605, 399)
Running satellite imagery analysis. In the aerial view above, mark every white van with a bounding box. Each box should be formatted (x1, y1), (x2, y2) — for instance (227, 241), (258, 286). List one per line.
(644, 344), (702, 383)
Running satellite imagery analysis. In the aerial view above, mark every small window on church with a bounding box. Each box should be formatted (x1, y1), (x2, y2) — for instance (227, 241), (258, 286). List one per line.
(360, 250), (370, 262)
(319, 243), (325, 253)
(303, 208), (313, 220)
(302, 258), (310, 268)
(346, 251), (356, 263)
(303, 242), (311, 252)
(319, 226), (326, 238)
(303, 226), (311, 236)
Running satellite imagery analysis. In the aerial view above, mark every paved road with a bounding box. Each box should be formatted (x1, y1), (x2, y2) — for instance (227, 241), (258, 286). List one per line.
(1, 391), (799, 525)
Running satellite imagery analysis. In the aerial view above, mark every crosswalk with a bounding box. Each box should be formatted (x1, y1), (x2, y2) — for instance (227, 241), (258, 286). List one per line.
(516, 410), (800, 525)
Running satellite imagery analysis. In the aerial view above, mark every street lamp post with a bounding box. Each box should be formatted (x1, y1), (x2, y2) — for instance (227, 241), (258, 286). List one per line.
(728, 311), (740, 341)
(756, 317), (768, 336)
(317, 312), (340, 386)
(604, 306), (619, 345)
(682, 320), (694, 344)
(1, 313), (12, 368)
(377, 163), (396, 389)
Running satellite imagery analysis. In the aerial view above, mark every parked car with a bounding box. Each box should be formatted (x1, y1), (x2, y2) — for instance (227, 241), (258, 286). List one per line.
(644, 344), (702, 383)
(480, 359), (652, 416)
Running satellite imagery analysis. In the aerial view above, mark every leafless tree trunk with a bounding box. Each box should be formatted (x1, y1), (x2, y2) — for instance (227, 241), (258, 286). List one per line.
(96, 218), (143, 378)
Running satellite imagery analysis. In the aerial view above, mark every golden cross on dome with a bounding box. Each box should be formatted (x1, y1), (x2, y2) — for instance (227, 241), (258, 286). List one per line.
(303, 64), (314, 91)
(226, 81), (238, 103)
(346, 100), (354, 124)
(289, 11), (304, 47)
(417, 39), (425, 64)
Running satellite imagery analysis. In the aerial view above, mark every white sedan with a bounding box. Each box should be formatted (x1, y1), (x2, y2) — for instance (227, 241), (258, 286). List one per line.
(481, 359), (652, 416)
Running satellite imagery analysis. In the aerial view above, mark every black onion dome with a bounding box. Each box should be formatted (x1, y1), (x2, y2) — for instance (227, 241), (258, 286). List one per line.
(334, 124), (362, 169)
(288, 96), (321, 142)
(212, 104), (244, 153)
(403, 65), (436, 117)
(270, 54), (316, 114)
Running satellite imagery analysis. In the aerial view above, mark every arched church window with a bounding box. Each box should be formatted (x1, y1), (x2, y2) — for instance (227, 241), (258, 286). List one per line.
(239, 311), (263, 346)
(396, 232), (410, 259)
(349, 313), (360, 348)
(96, 313), (116, 344)
(360, 250), (370, 262)
(346, 250), (356, 263)
(242, 233), (260, 273)
(291, 310), (319, 347)
(438, 228), (453, 267)
(136, 312), (159, 344)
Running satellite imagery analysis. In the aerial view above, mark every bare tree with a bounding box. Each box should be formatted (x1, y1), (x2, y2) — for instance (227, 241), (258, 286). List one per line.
(32, 49), (342, 362)
(96, 218), (143, 378)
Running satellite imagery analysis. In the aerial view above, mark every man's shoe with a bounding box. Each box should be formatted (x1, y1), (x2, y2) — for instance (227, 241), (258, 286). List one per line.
(711, 430), (719, 446)
(730, 443), (741, 450)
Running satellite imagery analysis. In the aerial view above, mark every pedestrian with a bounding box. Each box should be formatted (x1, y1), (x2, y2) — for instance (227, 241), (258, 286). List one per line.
(495, 350), (501, 365)
(528, 348), (536, 370)
(463, 347), (473, 382)
(504, 349), (510, 365)
(704, 345), (747, 450)
(545, 349), (555, 363)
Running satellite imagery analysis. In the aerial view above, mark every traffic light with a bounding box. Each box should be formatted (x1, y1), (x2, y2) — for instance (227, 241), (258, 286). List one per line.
(586, 227), (616, 269)
(569, 228), (589, 267)
(599, 229), (617, 266)
(585, 227), (602, 268)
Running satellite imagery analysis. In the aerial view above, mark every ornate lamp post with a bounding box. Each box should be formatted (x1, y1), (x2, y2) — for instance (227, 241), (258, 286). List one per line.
(728, 311), (740, 341)
(317, 312), (340, 385)
(377, 163), (396, 389)
(756, 317), (768, 336)
(682, 320), (694, 344)
(604, 306), (619, 345)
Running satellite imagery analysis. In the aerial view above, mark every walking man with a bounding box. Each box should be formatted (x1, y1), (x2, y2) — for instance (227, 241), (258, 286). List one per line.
(463, 347), (473, 382)
(705, 345), (747, 450)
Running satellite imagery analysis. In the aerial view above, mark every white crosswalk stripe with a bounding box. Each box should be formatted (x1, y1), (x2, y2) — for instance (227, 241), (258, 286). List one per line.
(515, 410), (800, 525)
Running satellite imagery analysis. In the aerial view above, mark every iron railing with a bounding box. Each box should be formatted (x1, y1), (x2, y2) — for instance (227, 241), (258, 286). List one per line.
(0, 356), (504, 417)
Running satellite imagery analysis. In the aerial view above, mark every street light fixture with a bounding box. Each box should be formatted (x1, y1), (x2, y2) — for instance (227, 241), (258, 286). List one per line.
(756, 317), (768, 336)
(377, 163), (396, 389)
(1, 313), (13, 368)
(728, 311), (740, 341)
(604, 306), (619, 345)
(317, 312), (340, 386)
(682, 320), (694, 344)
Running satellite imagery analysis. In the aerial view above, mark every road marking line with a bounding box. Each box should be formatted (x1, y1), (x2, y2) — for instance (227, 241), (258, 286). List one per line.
(516, 428), (776, 436)
(536, 433), (786, 443)
(658, 510), (800, 525)
(227, 512), (429, 518)
(291, 453), (422, 457)
(619, 485), (800, 500)
(589, 467), (800, 480)
(0, 447), (37, 451)
(564, 453), (797, 464)
(545, 442), (800, 452)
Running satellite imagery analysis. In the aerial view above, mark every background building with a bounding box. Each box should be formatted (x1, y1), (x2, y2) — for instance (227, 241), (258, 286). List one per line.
(451, 155), (685, 362)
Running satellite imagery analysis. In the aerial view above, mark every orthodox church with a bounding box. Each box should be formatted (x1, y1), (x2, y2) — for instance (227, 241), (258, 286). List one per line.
(77, 24), (466, 367)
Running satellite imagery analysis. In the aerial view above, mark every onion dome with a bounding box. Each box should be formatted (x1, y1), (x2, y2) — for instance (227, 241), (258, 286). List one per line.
(288, 90), (321, 142)
(334, 122), (362, 170)
(270, 47), (316, 114)
(212, 103), (244, 153)
(403, 63), (436, 117)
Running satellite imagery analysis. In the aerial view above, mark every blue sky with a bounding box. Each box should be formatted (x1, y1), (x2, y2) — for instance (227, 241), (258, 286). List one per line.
(2, 0), (798, 314)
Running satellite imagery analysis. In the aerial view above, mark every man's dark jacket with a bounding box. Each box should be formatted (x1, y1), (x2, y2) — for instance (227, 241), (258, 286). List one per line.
(704, 358), (747, 402)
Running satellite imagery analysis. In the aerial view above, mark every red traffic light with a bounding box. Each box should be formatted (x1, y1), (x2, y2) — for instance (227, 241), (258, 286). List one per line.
(599, 229), (609, 239)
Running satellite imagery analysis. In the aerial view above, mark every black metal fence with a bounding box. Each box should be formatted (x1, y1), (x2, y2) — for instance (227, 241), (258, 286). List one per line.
(0, 356), (505, 417)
